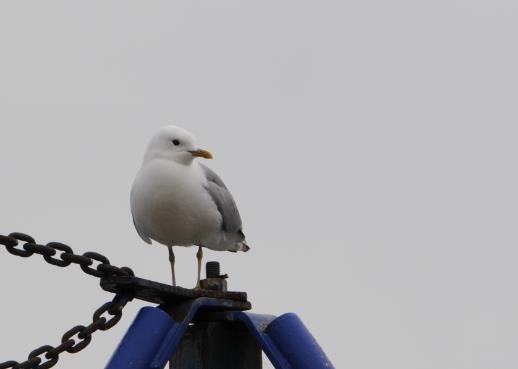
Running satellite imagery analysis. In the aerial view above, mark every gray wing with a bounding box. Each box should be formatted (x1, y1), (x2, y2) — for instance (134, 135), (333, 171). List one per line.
(133, 216), (152, 244)
(200, 163), (243, 235)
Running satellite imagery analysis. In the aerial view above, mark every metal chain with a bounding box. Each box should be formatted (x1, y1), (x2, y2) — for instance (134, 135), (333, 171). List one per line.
(0, 232), (136, 369)
(0, 232), (134, 278)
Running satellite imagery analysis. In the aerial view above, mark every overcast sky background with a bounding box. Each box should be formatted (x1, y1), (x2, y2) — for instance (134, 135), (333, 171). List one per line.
(1, 1), (518, 368)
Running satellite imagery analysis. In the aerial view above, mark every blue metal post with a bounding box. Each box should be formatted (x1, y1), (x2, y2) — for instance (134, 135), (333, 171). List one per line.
(229, 311), (335, 369)
(105, 307), (175, 369)
(266, 313), (334, 369)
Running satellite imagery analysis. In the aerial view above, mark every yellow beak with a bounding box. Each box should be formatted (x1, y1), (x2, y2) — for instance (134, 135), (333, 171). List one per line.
(189, 149), (213, 159)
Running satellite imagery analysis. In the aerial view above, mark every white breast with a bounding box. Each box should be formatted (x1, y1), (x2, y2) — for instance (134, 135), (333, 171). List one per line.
(130, 159), (222, 247)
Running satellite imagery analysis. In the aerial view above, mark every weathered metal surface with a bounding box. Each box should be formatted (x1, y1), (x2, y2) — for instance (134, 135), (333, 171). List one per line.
(152, 297), (254, 369)
(170, 321), (261, 369)
(199, 276), (227, 291)
(199, 261), (229, 292)
(100, 276), (250, 308)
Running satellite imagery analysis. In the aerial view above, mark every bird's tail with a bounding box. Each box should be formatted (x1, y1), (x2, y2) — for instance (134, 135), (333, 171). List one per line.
(238, 242), (250, 252)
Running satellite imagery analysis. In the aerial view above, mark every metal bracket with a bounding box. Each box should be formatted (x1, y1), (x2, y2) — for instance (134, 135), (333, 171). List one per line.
(100, 275), (250, 309)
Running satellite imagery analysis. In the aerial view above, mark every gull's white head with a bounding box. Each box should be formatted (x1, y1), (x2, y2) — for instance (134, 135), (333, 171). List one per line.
(143, 125), (213, 165)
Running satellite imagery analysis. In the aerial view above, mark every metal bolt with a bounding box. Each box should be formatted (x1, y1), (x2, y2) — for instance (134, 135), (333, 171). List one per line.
(206, 261), (220, 278)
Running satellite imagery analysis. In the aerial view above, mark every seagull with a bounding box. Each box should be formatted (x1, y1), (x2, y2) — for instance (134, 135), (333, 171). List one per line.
(130, 125), (250, 288)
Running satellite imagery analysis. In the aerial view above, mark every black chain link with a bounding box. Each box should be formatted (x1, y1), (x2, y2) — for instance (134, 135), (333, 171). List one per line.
(0, 233), (136, 369)
(0, 233), (134, 278)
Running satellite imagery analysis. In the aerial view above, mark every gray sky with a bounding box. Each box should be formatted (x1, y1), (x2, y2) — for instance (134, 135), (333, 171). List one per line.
(1, 1), (518, 368)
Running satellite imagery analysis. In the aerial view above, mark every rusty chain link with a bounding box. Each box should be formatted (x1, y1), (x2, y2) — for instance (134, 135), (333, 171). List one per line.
(0, 232), (136, 369)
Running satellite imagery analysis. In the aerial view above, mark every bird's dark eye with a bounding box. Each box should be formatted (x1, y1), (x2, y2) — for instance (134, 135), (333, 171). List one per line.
(172, 139), (180, 146)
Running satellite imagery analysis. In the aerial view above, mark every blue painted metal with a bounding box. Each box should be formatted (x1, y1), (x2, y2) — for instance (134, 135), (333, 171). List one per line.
(104, 306), (175, 369)
(229, 312), (335, 369)
(266, 313), (334, 369)
(228, 312), (292, 368)
(106, 301), (335, 369)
